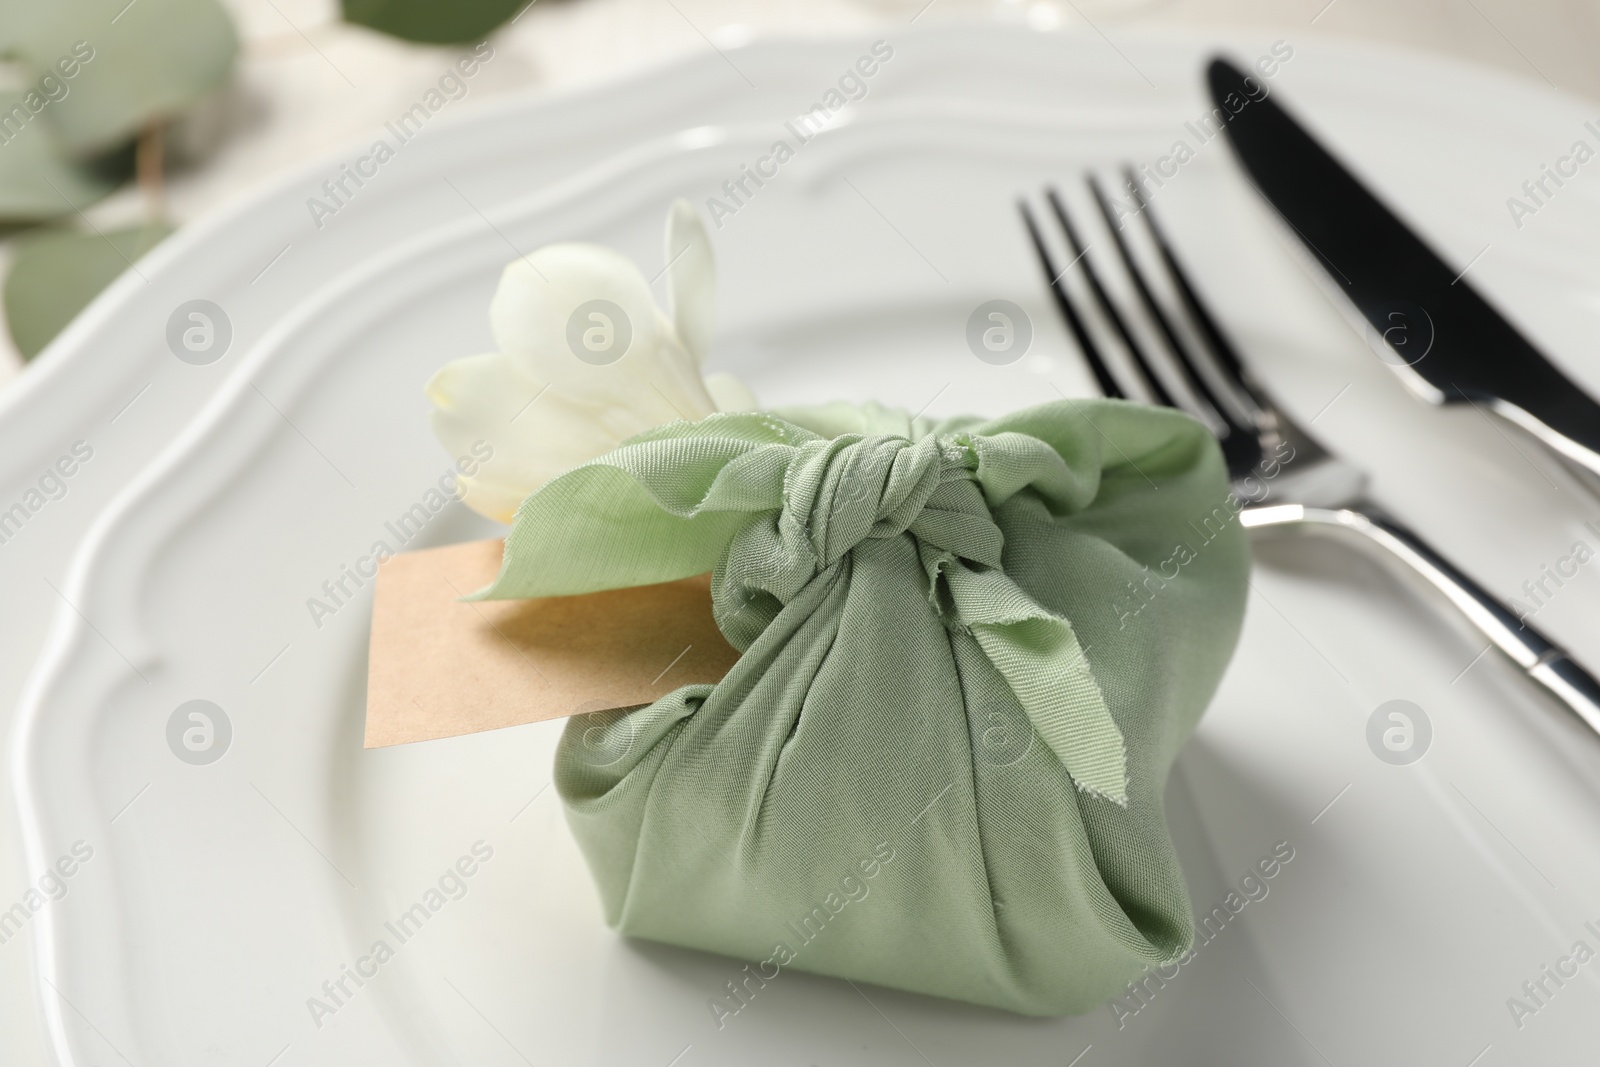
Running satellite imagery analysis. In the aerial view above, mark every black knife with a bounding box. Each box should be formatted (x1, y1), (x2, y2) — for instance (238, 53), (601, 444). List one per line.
(1207, 57), (1600, 490)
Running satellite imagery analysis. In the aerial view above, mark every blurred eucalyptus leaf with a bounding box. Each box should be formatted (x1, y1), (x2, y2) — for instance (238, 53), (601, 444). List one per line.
(4, 222), (171, 358)
(342, 0), (525, 44)
(0, 90), (120, 219)
(0, 0), (237, 154)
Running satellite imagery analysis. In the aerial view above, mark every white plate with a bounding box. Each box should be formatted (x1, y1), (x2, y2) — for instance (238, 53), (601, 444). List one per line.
(0, 38), (933, 1056)
(0, 32), (1099, 1051)
(15, 26), (1600, 1065)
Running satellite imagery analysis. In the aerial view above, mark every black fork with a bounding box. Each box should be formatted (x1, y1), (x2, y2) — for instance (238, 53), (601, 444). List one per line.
(1019, 169), (1278, 480)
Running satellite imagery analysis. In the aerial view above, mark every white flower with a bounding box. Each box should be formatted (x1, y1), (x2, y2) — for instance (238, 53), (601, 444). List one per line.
(426, 199), (756, 523)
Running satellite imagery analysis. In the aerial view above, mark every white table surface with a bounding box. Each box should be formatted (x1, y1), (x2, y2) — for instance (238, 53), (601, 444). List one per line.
(2, 1), (1598, 1062)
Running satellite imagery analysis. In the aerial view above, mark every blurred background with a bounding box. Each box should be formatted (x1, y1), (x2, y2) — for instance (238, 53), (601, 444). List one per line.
(1, 0), (1597, 384)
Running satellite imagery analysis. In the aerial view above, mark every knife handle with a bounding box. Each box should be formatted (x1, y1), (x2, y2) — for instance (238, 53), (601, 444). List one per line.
(1241, 503), (1600, 738)
(1486, 398), (1600, 502)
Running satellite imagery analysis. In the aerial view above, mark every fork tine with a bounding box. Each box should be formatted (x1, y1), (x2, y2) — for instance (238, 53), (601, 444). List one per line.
(1079, 174), (1263, 478)
(1023, 177), (1267, 480)
(1085, 173), (1261, 460)
(1018, 198), (1124, 400)
(1120, 167), (1264, 421)
(1044, 187), (1177, 409)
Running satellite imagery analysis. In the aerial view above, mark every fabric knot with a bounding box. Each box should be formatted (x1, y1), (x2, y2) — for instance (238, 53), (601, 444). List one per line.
(476, 407), (1135, 803)
(781, 433), (1004, 571)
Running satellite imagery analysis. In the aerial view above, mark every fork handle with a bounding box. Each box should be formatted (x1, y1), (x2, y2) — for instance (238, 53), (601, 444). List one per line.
(1241, 503), (1600, 737)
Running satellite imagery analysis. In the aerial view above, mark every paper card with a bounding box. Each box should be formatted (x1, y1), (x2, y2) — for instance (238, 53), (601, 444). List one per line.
(363, 538), (740, 748)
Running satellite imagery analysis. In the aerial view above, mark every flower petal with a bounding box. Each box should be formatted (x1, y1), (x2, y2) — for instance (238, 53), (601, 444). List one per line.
(490, 243), (663, 395)
(487, 242), (719, 422)
(665, 198), (715, 366)
(704, 372), (758, 413)
(429, 207), (750, 523)
(427, 351), (635, 521)
(451, 474), (528, 526)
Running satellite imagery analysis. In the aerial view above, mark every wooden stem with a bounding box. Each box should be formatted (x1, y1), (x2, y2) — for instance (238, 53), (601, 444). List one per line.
(135, 121), (166, 224)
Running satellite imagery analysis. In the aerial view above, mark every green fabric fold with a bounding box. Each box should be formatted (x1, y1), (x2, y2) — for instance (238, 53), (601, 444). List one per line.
(942, 562), (1126, 802)
(479, 398), (1249, 1015)
(475, 408), (1127, 800)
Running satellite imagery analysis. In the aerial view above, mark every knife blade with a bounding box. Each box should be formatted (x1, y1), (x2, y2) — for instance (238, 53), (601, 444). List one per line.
(1207, 57), (1600, 489)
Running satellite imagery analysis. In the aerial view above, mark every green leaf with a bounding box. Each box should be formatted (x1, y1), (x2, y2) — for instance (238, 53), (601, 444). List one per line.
(4, 223), (172, 358)
(342, 0), (524, 44)
(0, 0), (238, 154)
(0, 90), (121, 219)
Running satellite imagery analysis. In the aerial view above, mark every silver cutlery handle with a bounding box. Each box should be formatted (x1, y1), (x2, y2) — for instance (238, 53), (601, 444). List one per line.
(1487, 397), (1600, 502)
(1241, 503), (1600, 736)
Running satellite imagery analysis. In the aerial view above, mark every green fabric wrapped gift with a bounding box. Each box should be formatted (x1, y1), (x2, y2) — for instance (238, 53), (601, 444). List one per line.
(475, 397), (1249, 1015)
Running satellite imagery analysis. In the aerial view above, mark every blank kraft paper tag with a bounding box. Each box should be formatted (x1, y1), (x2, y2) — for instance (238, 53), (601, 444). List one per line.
(364, 539), (740, 748)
